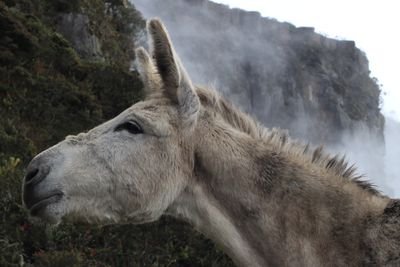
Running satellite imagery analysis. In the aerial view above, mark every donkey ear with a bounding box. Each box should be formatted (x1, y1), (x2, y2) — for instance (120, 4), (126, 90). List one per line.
(147, 19), (200, 128)
(147, 19), (180, 93)
(135, 47), (162, 96)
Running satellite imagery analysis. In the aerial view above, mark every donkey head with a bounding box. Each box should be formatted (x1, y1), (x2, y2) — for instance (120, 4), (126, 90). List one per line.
(22, 19), (200, 224)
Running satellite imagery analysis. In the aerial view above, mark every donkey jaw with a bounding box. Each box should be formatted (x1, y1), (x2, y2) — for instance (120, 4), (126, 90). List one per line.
(23, 177), (65, 224)
(28, 198), (66, 225)
(28, 192), (63, 217)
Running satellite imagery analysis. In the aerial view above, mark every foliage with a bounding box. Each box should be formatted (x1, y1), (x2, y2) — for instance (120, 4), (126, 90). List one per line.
(0, 1), (232, 266)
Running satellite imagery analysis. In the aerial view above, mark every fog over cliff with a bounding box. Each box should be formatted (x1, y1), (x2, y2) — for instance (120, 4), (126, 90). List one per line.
(333, 121), (400, 197)
(384, 119), (400, 196)
(131, 0), (399, 197)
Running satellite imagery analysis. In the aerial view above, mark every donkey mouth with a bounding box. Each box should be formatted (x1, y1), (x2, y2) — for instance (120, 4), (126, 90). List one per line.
(28, 191), (63, 216)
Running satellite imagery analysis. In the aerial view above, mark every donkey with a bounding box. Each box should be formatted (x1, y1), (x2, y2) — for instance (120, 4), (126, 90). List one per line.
(23, 19), (400, 266)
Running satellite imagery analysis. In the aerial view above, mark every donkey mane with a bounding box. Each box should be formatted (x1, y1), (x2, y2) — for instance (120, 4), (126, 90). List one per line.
(195, 86), (379, 195)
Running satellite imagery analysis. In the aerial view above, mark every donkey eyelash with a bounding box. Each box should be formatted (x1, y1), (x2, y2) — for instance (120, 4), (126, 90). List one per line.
(115, 121), (143, 135)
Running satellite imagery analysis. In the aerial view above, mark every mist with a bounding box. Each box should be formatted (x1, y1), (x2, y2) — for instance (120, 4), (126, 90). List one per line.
(131, 0), (400, 197)
(331, 121), (400, 197)
(384, 118), (400, 196)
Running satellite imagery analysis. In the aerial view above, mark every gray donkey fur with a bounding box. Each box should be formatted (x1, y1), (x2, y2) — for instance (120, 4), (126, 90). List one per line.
(23, 19), (400, 266)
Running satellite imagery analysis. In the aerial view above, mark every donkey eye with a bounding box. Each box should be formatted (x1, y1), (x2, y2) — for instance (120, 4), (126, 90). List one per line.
(115, 121), (143, 135)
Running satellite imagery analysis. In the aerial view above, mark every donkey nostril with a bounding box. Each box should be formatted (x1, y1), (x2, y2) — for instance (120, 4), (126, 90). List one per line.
(25, 168), (39, 183)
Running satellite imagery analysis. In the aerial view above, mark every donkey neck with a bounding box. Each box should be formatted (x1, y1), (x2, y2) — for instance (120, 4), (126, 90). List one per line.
(168, 128), (389, 267)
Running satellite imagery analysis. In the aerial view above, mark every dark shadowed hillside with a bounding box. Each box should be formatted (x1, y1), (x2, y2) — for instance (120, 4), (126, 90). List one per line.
(1, 1), (233, 265)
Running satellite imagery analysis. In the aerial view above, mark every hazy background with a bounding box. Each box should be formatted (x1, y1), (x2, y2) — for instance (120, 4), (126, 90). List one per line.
(132, 0), (399, 197)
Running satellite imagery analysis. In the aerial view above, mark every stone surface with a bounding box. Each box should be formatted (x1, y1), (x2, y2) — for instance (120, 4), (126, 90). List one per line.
(132, 0), (384, 146)
(56, 13), (103, 60)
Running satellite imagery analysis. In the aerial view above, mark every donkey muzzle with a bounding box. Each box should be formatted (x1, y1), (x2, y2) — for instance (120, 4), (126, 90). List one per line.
(23, 157), (63, 216)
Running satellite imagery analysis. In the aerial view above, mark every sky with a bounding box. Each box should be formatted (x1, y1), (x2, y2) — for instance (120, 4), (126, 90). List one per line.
(212, 0), (400, 121)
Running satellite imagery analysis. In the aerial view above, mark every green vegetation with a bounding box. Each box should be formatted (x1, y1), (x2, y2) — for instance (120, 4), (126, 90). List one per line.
(0, 1), (231, 266)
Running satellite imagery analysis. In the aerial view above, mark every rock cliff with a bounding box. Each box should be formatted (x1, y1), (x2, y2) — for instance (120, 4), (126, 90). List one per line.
(133, 0), (384, 146)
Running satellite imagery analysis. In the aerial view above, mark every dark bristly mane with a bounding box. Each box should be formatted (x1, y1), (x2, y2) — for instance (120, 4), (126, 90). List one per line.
(196, 86), (380, 195)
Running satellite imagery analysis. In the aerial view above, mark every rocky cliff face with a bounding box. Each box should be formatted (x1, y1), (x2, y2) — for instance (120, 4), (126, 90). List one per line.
(133, 0), (384, 147)
(53, 0), (145, 67)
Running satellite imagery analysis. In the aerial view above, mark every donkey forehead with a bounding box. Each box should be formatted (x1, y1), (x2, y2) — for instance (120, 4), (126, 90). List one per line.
(126, 98), (178, 124)
(128, 98), (175, 116)
(82, 98), (178, 138)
